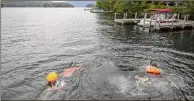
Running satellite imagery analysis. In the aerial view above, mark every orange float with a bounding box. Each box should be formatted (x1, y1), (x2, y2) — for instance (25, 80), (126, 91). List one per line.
(146, 66), (160, 75)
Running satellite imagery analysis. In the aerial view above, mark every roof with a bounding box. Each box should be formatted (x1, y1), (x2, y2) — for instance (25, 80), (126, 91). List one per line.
(151, 8), (173, 12)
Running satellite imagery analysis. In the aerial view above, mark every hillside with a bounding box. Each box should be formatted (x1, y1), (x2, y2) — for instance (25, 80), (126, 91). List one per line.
(1, 1), (74, 7)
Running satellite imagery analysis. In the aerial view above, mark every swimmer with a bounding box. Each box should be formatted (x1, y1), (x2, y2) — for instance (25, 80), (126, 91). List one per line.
(46, 72), (58, 88)
(46, 62), (81, 90)
(146, 60), (160, 75)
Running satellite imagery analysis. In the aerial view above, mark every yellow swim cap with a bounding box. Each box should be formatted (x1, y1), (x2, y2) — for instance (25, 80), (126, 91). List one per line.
(46, 72), (58, 82)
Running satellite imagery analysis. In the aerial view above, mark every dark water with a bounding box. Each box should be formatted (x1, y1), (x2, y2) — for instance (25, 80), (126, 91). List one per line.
(2, 8), (194, 100)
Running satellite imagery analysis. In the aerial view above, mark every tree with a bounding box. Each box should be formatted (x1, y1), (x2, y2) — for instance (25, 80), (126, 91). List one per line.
(113, 0), (125, 13)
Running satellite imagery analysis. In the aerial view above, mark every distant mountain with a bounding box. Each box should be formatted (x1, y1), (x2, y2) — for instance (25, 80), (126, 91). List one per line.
(43, 2), (74, 7)
(65, 1), (95, 7)
(1, 0), (74, 7)
(86, 3), (95, 8)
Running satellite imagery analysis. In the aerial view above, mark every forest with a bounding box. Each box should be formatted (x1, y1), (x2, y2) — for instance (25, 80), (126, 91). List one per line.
(96, 0), (194, 17)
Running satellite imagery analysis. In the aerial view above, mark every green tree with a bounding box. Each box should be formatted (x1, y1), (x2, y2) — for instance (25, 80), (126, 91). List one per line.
(113, 0), (125, 13)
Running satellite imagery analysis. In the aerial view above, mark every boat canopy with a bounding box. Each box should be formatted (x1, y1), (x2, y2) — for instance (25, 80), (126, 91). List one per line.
(151, 8), (172, 13)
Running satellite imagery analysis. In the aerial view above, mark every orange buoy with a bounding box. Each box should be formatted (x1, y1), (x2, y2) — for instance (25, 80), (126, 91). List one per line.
(146, 66), (160, 75)
(46, 72), (58, 83)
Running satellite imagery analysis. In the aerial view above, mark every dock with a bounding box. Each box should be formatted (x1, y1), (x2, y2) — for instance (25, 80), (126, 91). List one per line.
(114, 19), (142, 25)
(137, 20), (194, 31)
(114, 12), (194, 31)
(114, 12), (141, 25)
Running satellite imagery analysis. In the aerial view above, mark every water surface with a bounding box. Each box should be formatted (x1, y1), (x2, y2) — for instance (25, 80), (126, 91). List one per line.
(1, 8), (194, 100)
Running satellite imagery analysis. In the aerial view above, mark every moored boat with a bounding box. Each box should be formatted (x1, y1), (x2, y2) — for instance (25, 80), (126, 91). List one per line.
(137, 8), (176, 27)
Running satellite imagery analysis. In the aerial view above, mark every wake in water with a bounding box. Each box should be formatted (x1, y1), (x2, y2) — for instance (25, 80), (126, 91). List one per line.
(104, 61), (189, 100)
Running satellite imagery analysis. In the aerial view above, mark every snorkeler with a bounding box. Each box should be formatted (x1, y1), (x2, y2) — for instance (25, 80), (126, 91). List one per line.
(46, 62), (81, 89)
(146, 60), (160, 75)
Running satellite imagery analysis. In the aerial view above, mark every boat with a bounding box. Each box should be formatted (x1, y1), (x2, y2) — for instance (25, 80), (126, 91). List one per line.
(137, 8), (177, 27)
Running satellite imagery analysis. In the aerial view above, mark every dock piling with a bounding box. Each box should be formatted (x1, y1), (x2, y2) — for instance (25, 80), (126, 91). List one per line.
(123, 13), (125, 19)
(149, 17), (152, 31)
(177, 13), (180, 20)
(171, 14), (175, 30)
(183, 14), (186, 29)
(143, 13), (147, 28)
(158, 18), (161, 30)
(154, 16), (157, 29)
(186, 14), (189, 21)
(135, 12), (137, 20)
(126, 13), (128, 19)
(114, 12), (117, 20)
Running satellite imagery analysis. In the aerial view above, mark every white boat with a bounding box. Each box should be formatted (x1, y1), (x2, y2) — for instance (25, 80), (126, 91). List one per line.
(137, 8), (176, 27)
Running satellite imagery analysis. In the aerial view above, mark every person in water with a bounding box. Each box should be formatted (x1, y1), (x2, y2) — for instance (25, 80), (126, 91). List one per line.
(146, 60), (160, 75)
(46, 72), (58, 88)
(150, 60), (157, 67)
(47, 80), (56, 88)
(46, 62), (81, 89)
(135, 60), (160, 86)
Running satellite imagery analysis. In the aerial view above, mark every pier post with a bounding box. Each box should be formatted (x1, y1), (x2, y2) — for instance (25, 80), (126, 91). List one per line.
(183, 14), (186, 29)
(171, 14), (175, 30)
(186, 14), (189, 21)
(192, 21), (194, 29)
(135, 12), (137, 20)
(175, 2), (178, 7)
(149, 17), (152, 31)
(165, 2), (170, 6)
(154, 16), (157, 29)
(158, 17), (161, 30)
(143, 13), (147, 28)
(177, 13), (180, 20)
(123, 13), (125, 19)
(149, 17), (152, 27)
(167, 13), (169, 23)
(114, 12), (117, 20)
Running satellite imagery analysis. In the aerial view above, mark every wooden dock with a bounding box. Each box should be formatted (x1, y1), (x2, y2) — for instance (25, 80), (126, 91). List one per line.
(137, 20), (194, 31)
(114, 19), (142, 25)
(114, 12), (194, 31)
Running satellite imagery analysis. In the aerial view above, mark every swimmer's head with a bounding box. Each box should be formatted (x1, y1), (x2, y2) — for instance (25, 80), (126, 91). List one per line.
(47, 81), (56, 87)
(46, 72), (58, 87)
(151, 63), (157, 67)
(150, 60), (157, 67)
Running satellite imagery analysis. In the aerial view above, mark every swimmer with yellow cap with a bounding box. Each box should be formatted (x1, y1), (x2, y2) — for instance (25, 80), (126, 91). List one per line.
(46, 62), (81, 89)
(46, 72), (58, 88)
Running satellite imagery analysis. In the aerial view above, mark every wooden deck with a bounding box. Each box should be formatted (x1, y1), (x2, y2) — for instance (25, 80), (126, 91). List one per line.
(138, 20), (194, 31)
(115, 18), (194, 31)
(114, 19), (142, 25)
(114, 12), (194, 31)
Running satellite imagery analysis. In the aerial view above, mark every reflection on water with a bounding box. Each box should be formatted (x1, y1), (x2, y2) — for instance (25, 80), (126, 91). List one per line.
(1, 8), (194, 100)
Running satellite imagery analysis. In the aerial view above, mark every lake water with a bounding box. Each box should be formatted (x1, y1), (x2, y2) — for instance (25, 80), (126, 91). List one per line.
(1, 8), (194, 100)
